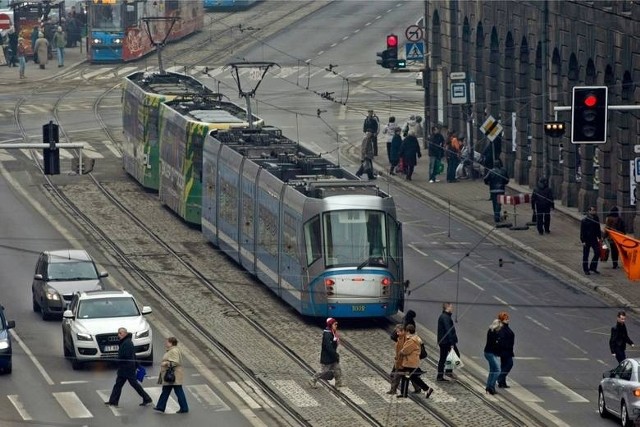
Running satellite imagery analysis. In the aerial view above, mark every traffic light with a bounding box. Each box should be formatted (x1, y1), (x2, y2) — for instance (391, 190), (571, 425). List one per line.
(376, 34), (406, 70)
(571, 86), (608, 144)
(42, 122), (60, 175)
(544, 121), (565, 138)
(386, 34), (398, 61)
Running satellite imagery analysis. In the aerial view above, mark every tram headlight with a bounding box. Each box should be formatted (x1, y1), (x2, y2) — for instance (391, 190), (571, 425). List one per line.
(92, 38), (102, 45)
(114, 38), (123, 44)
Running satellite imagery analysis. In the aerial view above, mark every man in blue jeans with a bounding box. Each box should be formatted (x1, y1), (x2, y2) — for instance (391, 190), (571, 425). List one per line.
(483, 159), (509, 223)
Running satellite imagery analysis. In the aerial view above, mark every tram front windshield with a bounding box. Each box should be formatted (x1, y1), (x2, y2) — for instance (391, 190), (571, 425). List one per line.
(91, 2), (123, 30)
(323, 210), (388, 268)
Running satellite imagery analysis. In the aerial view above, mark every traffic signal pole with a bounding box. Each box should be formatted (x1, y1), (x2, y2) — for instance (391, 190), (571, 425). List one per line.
(423, 0), (430, 137)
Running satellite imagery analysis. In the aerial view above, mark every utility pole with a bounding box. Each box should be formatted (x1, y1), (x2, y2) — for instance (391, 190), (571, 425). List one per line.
(422, 0), (430, 134)
(541, 0), (549, 178)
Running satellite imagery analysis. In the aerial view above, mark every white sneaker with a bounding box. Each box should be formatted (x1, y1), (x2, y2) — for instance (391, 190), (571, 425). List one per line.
(435, 179), (441, 182)
(429, 180), (435, 183)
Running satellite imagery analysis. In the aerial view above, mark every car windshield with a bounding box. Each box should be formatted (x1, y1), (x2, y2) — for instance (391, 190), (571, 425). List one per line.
(77, 298), (140, 319)
(48, 261), (98, 281)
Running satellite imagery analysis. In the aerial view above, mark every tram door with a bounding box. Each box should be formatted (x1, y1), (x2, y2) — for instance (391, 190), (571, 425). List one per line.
(389, 217), (405, 312)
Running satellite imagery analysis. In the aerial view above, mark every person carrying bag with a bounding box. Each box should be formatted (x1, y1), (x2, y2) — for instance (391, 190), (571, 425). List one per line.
(154, 337), (189, 414)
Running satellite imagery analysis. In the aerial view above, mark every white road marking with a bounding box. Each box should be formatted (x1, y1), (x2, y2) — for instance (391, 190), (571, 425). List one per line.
(338, 387), (366, 405)
(83, 67), (112, 79)
(59, 380), (89, 384)
(0, 150), (16, 161)
(561, 336), (589, 354)
(538, 376), (589, 403)
(117, 66), (139, 76)
(244, 380), (276, 408)
(365, 22), (371, 26)
(102, 139), (122, 158)
(330, 42), (337, 47)
(492, 295), (517, 311)
(228, 381), (261, 409)
(7, 395), (33, 421)
(505, 386), (544, 403)
(358, 377), (411, 403)
(186, 384), (230, 411)
(53, 391), (93, 418)
(9, 329), (54, 385)
(408, 243), (428, 257)
(271, 379), (318, 407)
(317, 50), (324, 56)
(434, 259), (455, 273)
(463, 277), (484, 291)
(525, 315), (551, 331)
(96, 390), (123, 416)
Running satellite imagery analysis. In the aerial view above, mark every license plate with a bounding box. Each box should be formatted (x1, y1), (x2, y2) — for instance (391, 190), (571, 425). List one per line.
(351, 305), (366, 312)
(104, 345), (119, 352)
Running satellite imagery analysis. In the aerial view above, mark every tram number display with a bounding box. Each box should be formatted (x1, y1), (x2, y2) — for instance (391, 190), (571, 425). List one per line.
(93, 0), (117, 4)
(351, 305), (366, 312)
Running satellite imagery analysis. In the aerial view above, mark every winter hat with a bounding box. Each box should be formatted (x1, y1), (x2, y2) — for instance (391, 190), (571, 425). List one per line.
(498, 311), (510, 322)
(326, 317), (337, 327)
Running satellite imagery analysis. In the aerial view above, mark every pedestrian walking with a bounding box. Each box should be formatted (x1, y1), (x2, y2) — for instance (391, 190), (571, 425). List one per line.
(17, 37), (26, 79)
(428, 126), (445, 183)
(496, 311), (515, 388)
(309, 318), (343, 388)
(383, 116), (400, 170)
(399, 129), (421, 181)
(610, 311), (634, 363)
(30, 26), (40, 63)
(153, 336), (189, 414)
(531, 176), (555, 235)
(355, 132), (376, 180)
(483, 318), (502, 395)
(52, 26), (66, 67)
(414, 116), (424, 148)
(105, 327), (153, 407)
(580, 206), (602, 275)
(483, 159), (509, 224)
(387, 324), (405, 395)
(389, 310), (422, 393)
(7, 26), (18, 67)
(445, 131), (461, 183)
(401, 114), (417, 137)
(363, 109), (380, 156)
(604, 206), (626, 269)
(388, 127), (402, 175)
(436, 302), (460, 381)
(397, 324), (434, 399)
(34, 33), (49, 70)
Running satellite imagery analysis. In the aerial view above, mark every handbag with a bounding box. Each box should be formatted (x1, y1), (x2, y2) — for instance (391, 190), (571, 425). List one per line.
(163, 362), (176, 383)
(419, 343), (428, 360)
(136, 366), (146, 382)
(362, 158), (373, 174)
(445, 348), (463, 370)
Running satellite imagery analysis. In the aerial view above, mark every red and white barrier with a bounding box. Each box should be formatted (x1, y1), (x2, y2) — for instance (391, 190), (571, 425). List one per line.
(497, 193), (531, 205)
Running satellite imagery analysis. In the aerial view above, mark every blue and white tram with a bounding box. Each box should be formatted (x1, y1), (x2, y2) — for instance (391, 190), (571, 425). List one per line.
(202, 127), (405, 318)
(203, 0), (259, 11)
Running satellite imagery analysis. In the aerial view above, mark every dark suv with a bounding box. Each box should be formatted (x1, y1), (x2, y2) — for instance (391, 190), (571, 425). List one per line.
(0, 305), (15, 374)
(32, 249), (108, 320)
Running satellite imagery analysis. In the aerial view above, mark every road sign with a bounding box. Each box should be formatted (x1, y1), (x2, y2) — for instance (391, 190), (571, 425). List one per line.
(635, 158), (640, 183)
(405, 25), (423, 42)
(0, 12), (12, 31)
(450, 82), (467, 105)
(450, 72), (466, 80)
(480, 115), (504, 141)
(405, 42), (424, 61)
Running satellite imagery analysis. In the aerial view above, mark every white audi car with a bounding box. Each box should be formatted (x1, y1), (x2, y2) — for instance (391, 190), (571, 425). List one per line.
(62, 290), (153, 370)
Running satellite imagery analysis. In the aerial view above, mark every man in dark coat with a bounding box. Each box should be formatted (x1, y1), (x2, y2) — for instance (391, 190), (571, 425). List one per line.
(428, 126), (445, 183)
(106, 327), (153, 407)
(580, 206), (602, 275)
(496, 311), (515, 388)
(355, 132), (376, 180)
(309, 318), (343, 388)
(610, 311), (634, 363)
(363, 109), (380, 156)
(531, 176), (554, 235)
(483, 159), (509, 223)
(399, 130), (421, 181)
(436, 303), (459, 381)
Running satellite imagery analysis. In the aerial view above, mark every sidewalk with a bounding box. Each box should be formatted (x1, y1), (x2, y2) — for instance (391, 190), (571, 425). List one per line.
(0, 43), (86, 85)
(378, 157), (639, 311)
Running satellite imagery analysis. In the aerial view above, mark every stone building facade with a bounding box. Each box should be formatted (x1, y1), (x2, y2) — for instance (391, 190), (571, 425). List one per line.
(425, 1), (640, 232)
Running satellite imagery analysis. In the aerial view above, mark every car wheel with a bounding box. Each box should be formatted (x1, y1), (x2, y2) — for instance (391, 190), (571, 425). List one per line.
(32, 294), (40, 313)
(63, 337), (71, 357)
(6, 361), (11, 374)
(70, 347), (82, 371)
(41, 305), (50, 321)
(598, 389), (608, 418)
(621, 401), (632, 427)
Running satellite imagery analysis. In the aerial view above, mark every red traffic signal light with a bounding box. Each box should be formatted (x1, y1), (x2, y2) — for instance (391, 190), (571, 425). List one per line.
(571, 86), (608, 144)
(386, 34), (398, 49)
(584, 94), (597, 108)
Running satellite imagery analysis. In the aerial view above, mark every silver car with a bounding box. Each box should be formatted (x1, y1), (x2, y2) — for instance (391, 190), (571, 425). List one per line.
(32, 249), (108, 320)
(599, 358), (640, 426)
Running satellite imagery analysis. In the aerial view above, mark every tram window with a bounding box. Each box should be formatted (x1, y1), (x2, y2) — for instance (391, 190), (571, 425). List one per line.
(304, 216), (321, 266)
(323, 210), (386, 267)
(124, 3), (136, 27)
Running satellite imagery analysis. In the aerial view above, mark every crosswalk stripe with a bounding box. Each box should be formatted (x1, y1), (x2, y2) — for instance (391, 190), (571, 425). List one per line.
(53, 391), (92, 418)
(270, 379), (319, 407)
(227, 381), (261, 409)
(337, 387), (366, 405)
(144, 386), (181, 412)
(96, 390), (123, 416)
(243, 380), (276, 408)
(358, 377), (410, 404)
(74, 141), (105, 159)
(186, 384), (230, 411)
(0, 150), (17, 161)
(7, 395), (33, 421)
(102, 139), (123, 158)
(118, 66), (139, 77)
(538, 376), (589, 403)
(83, 67), (112, 79)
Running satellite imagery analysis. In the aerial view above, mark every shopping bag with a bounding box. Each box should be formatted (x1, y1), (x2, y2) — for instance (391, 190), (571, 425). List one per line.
(445, 348), (463, 370)
(136, 366), (146, 382)
(600, 240), (610, 262)
(435, 159), (444, 175)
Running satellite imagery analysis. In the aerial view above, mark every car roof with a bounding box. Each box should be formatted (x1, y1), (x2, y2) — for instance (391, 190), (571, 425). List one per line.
(45, 249), (93, 263)
(76, 290), (132, 300)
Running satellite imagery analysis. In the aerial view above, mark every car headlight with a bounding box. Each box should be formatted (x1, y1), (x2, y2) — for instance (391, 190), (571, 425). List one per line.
(76, 332), (92, 341)
(135, 329), (149, 339)
(45, 288), (60, 300)
(0, 340), (9, 350)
